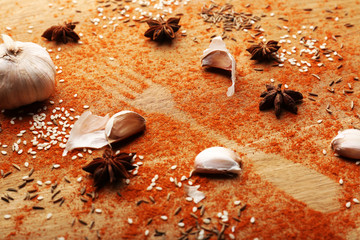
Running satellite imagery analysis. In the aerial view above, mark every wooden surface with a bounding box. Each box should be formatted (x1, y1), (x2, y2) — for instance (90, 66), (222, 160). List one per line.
(1, 0), (360, 239)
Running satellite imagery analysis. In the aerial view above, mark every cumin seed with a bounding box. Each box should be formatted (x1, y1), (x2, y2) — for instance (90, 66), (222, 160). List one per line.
(149, 196), (155, 203)
(311, 74), (320, 80)
(174, 207), (182, 215)
(335, 77), (342, 84)
(12, 164), (21, 171)
(80, 197), (88, 203)
(6, 194), (13, 201)
(78, 219), (88, 226)
(329, 81), (334, 86)
(64, 176), (71, 183)
(25, 178), (34, 183)
(3, 171), (12, 178)
(345, 90), (354, 93)
(308, 97), (316, 101)
(1, 197), (9, 203)
(27, 189), (37, 193)
(28, 168), (34, 177)
(80, 186), (86, 195)
(18, 181), (27, 189)
(327, 88), (335, 93)
(354, 77), (359, 81)
(326, 108), (333, 114)
(309, 93), (318, 97)
(190, 213), (198, 219)
(136, 200), (149, 206)
(29, 194), (39, 200)
(53, 197), (63, 204)
(147, 218), (153, 225)
(89, 221), (95, 229)
(254, 68), (264, 71)
(7, 188), (17, 192)
(71, 218), (76, 226)
(32, 206), (44, 210)
(52, 190), (61, 199)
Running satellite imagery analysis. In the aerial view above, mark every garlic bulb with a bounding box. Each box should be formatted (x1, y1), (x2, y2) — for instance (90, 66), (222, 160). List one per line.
(331, 129), (360, 159)
(105, 110), (146, 144)
(194, 147), (241, 174)
(201, 36), (236, 97)
(0, 34), (55, 109)
(63, 110), (146, 156)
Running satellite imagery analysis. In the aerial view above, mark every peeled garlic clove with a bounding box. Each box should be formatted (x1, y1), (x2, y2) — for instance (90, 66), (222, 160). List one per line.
(201, 36), (236, 97)
(184, 184), (205, 204)
(0, 34), (55, 109)
(331, 129), (360, 159)
(194, 147), (241, 174)
(105, 110), (146, 144)
(63, 111), (110, 156)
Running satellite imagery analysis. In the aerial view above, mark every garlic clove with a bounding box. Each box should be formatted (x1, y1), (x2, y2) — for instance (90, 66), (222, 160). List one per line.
(201, 36), (237, 97)
(0, 34), (55, 109)
(331, 129), (360, 160)
(194, 147), (241, 174)
(184, 184), (205, 204)
(104, 110), (146, 144)
(63, 111), (110, 156)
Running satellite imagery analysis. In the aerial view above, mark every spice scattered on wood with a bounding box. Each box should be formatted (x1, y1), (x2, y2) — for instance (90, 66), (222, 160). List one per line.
(32, 206), (45, 210)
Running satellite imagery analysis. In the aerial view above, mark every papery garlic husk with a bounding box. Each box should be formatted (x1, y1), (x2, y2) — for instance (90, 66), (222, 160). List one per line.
(63, 111), (110, 156)
(194, 147), (241, 174)
(0, 34), (55, 109)
(201, 36), (236, 97)
(104, 110), (146, 144)
(331, 129), (360, 159)
(184, 184), (205, 204)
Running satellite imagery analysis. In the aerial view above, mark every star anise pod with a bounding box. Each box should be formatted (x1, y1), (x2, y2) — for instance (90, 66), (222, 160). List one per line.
(42, 22), (80, 44)
(82, 149), (136, 188)
(144, 17), (181, 41)
(259, 84), (303, 118)
(246, 40), (281, 61)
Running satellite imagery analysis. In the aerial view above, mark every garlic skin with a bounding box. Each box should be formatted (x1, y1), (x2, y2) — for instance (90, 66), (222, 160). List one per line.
(201, 36), (236, 97)
(0, 34), (55, 109)
(63, 111), (110, 156)
(105, 110), (146, 144)
(194, 147), (241, 174)
(184, 184), (205, 204)
(331, 129), (360, 160)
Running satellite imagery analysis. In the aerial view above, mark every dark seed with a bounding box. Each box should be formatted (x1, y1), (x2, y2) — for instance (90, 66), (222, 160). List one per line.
(28, 168), (34, 177)
(4, 171), (12, 178)
(52, 190), (61, 199)
(12, 164), (21, 171)
(18, 181), (27, 189)
(80, 186), (86, 195)
(174, 207), (182, 215)
(53, 197), (63, 204)
(79, 219), (88, 226)
(7, 188), (18, 192)
(1, 197), (10, 203)
(89, 221), (95, 229)
(80, 197), (88, 203)
(32, 206), (44, 210)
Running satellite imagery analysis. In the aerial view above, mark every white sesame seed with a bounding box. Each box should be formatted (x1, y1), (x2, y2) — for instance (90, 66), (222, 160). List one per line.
(322, 149), (327, 155)
(45, 181), (52, 185)
(250, 217), (256, 223)
(203, 218), (211, 224)
(95, 209), (102, 214)
(160, 215), (168, 221)
(77, 177), (82, 183)
(171, 165), (177, 170)
(178, 222), (185, 227)
(53, 164), (60, 169)
(37, 181), (43, 186)
(1, 151), (7, 155)
(146, 186), (153, 191)
(192, 207), (197, 213)
(6, 27), (12, 31)
(24, 162), (29, 167)
(156, 187), (163, 191)
(4, 215), (11, 220)
(138, 155), (144, 160)
(47, 213), (52, 220)
(185, 197), (193, 202)
(346, 202), (351, 208)
(234, 200), (241, 206)
(353, 198), (360, 204)
(339, 179), (343, 185)
(125, 179), (130, 184)
(229, 233), (235, 239)
(145, 230), (149, 236)
(127, 218), (133, 224)
(37, 196), (44, 201)
(83, 105), (90, 109)
(317, 120), (323, 124)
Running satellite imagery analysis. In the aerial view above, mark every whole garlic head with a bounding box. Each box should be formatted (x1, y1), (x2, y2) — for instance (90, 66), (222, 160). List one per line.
(105, 110), (146, 144)
(194, 147), (241, 174)
(0, 34), (55, 109)
(331, 129), (360, 160)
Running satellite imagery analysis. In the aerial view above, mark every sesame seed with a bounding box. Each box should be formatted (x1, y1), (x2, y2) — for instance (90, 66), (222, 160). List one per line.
(178, 222), (185, 227)
(171, 165), (177, 170)
(127, 218), (133, 224)
(185, 197), (193, 202)
(346, 202), (351, 208)
(234, 200), (241, 206)
(4, 215), (11, 220)
(83, 105), (90, 109)
(77, 177), (82, 183)
(47, 213), (53, 220)
(339, 179), (344, 185)
(353, 198), (360, 204)
(250, 217), (256, 223)
(145, 230), (149, 236)
(160, 215), (168, 221)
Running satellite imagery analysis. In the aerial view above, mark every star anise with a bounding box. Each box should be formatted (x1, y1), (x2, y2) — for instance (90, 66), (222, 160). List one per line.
(259, 84), (303, 118)
(82, 149), (136, 188)
(246, 40), (281, 61)
(144, 17), (181, 41)
(42, 22), (80, 44)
